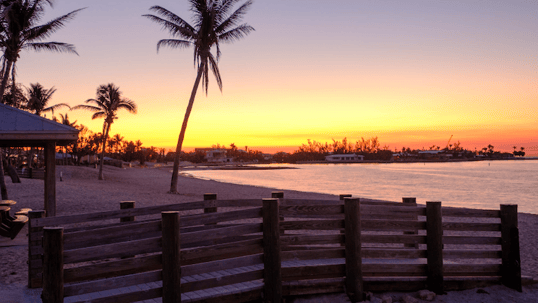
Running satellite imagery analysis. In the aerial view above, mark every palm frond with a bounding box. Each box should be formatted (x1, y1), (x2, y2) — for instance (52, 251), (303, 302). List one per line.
(91, 112), (106, 120)
(215, 0), (253, 34)
(23, 42), (78, 55)
(218, 24), (254, 43)
(156, 39), (191, 52)
(71, 104), (101, 112)
(208, 53), (222, 92)
(24, 8), (85, 41)
(117, 99), (137, 114)
(146, 6), (196, 33)
(145, 14), (198, 41)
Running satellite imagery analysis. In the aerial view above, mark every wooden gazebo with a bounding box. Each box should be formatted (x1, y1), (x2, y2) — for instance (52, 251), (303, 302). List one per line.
(0, 103), (79, 216)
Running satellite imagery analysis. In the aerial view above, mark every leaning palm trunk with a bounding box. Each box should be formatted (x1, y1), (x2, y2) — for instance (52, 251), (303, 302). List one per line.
(98, 123), (111, 180)
(170, 64), (204, 193)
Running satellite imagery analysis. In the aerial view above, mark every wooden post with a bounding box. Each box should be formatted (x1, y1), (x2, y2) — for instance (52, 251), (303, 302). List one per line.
(28, 210), (46, 288)
(263, 198), (282, 303)
(42, 227), (64, 303)
(500, 204), (522, 292)
(120, 201), (135, 222)
(161, 211), (182, 303)
(340, 194), (352, 200)
(426, 201), (443, 294)
(44, 142), (56, 217)
(344, 197), (363, 302)
(403, 197), (419, 249)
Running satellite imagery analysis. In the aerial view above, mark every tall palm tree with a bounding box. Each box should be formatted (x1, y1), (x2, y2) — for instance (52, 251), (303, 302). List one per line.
(72, 83), (137, 180)
(144, 0), (254, 193)
(0, 0), (84, 100)
(25, 82), (68, 116)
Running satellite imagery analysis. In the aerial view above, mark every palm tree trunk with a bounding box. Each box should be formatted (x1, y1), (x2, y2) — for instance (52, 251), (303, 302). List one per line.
(170, 64), (205, 193)
(0, 60), (13, 102)
(98, 123), (111, 180)
(0, 151), (8, 200)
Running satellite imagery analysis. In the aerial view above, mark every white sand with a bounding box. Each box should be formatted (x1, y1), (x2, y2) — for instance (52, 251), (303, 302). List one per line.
(1, 164), (537, 302)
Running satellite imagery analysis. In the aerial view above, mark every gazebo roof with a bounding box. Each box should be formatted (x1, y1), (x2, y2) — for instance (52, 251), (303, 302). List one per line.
(0, 103), (79, 147)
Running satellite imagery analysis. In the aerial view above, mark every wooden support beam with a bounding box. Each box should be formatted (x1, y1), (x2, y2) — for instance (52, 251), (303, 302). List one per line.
(42, 227), (64, 303)
(204, 193), (217, 214)
(500, 204), (522, 292)
(44, 142), (56, 217)
(344, 197), (363, 302)
(426, 201), (443, 294)
(161, 211), (181, 302)
(263, 198), (282, 302)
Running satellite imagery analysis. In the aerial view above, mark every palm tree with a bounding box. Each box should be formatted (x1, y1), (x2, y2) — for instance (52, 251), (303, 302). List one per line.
(72, 83), (137, 180)
(0, 0), (84, 100)
(144, 0), (254, 193)
(25, 83), (69, 116)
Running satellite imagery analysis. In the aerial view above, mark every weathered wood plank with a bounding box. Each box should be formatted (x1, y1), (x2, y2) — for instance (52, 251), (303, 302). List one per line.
(362, 264), (427, 276)
(281, 234), (344, 246)
(281, 248), (345, 261)
(280, 205), (344, 217)
(181, 269), (264, 293)
(443, 250), (502, 259)
(64, 270), (161, 297)
(31, 200), (209, 227)
(182, 253), (264, 277)
(63, 237), (162, 264)
(362, 248), (426, 259)
(281, 219), (344, 231)
(362, 219), (426, 231)
(181, 223), (262, 245)
(182, 239), (263, 265)
(442, 222), (501, 231)
(362, 234), (427, 245)
(283, 277), (344, 296)
(70, 287), (162, 303)
(180, 207), (262, 227)
(444, 264), (501, 276)
(282, 264), (345, 281)
(64, 254), (162, 283)
(187, 287), (263, 303)
(443, 208), (501, 218)
(281, 199), (343, 206)
(443, 236), (501, 245)
(63, 220), (162, 250)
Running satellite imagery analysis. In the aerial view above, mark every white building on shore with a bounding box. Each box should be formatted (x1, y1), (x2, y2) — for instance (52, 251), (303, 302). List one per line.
(325, 154), (364, 162)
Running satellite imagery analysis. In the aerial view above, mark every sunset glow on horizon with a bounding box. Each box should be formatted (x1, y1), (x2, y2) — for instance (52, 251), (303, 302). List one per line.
(15, 1), (538, 155)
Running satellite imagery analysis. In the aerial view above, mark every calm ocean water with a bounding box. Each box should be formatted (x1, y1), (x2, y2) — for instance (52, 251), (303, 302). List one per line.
(184, 160), (538, 214)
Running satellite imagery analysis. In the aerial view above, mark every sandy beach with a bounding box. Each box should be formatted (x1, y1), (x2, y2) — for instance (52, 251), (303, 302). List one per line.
(1, 164), (537, 302)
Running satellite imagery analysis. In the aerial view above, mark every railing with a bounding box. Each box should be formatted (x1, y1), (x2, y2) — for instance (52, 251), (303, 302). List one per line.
(30, 193), (523, 303)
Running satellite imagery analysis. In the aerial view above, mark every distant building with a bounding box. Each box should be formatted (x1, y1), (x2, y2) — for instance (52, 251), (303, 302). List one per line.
(325, 154), (364, 162)
(205, 149), (233, 163)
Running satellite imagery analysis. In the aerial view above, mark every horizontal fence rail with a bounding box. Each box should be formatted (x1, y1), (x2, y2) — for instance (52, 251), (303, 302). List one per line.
(35, 192), (523, 303)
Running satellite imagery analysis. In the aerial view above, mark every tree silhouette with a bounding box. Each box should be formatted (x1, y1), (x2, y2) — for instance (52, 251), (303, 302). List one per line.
(25, 83), (69, 116)
(144, 0), (254, 193)
(72, 84), (137, 180)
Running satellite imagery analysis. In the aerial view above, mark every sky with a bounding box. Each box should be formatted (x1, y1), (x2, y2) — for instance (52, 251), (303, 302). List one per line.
(14, 0), (538, 154)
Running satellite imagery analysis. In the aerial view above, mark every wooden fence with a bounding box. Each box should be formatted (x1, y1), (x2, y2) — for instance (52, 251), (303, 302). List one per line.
(30, 193), (523, 303)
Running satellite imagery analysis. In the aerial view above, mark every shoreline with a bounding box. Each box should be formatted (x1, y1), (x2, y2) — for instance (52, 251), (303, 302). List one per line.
(1, 165), (537, 302)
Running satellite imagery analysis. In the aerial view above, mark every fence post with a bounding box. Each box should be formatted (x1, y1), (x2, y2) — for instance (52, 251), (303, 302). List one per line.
(344, 197), (363, 302)
(426, 201), (443, 294)
(500, 204), (522, 292)
(204, 193), (217, 214)
(263, 198), (282, 303)
(28, 210), (45, 288)
(161, 211), (182, 303)
(42, 227), (64, 303)
(403, 197), (419, 249)
(120, 201), (135, 223)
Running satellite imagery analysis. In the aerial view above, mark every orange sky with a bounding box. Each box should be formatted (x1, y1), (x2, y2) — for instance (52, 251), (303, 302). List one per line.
(15, 1), (538, 155)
